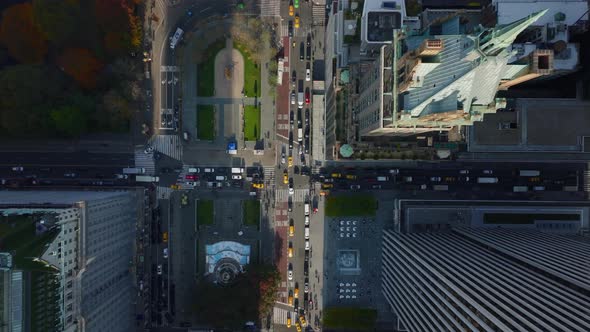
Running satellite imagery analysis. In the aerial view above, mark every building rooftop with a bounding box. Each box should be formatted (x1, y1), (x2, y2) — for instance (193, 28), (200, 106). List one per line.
(362, 0), (406, 44)
(494, 0), (588, 27)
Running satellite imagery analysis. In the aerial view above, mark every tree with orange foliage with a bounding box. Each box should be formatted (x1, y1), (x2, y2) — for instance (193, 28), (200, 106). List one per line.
(0, 3), (48, 64)
(95, 0), (141, 56)
(57, 48), (104, 89)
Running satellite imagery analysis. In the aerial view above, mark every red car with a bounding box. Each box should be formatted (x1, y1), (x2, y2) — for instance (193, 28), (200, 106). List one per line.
(305, 88), (310, 104)
(186, 174), (199, 180)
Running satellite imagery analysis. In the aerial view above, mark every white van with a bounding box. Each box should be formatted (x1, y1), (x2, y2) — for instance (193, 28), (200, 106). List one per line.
(204, 168), (214, 173)
(215, 175), (227, 181)
(304, 226), (310, 239)
(304, 204), (310, 215)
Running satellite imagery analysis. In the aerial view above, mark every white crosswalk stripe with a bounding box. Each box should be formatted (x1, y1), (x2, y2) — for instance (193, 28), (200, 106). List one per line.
(584, 170), (590, 191)
(273, 307), (292, 325)
(149, 135), (182, 161)
(312, 4), (326, 26)
(276, 189), (309, 203)
(156, 186), (173, 200)
(134, 148), (156, 175)
(264, 166), (275, 186)
(260, 0), (280, 17)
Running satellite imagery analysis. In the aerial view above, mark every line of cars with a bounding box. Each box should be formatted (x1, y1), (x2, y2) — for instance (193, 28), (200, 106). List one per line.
(286, 202), (312, 329)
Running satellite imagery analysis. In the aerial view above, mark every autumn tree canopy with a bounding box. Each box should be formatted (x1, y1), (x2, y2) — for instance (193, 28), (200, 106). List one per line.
(57, 48), (104, 89)
(0, 3), (47, 64)
(32, 0), (81, 47)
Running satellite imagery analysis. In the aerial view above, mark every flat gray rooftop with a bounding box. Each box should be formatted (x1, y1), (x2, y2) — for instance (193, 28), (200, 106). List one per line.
(470, 98), (590, 152)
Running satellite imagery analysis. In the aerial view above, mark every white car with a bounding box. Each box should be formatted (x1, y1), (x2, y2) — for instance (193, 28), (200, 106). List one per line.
(157, 264), (162, 275)
(305, 216), (309, 226)
(163, 248), (168, 259)
(115, 174), (128, 179)
(11, 166), (24, 172)
(305, 240), (310, 250)
(231, 175), (242, 180)
(483, 169), (493, 174)
(459, 170), (469, 174)
(305, 69), (311, 81)
(430, 176), (442, 182)
(288, 270), (293, 280)
(186, 181), (197, 186)
(289, 187), (294, 195)
(144, 146), (154, 154)
(291, 92), (296, 105)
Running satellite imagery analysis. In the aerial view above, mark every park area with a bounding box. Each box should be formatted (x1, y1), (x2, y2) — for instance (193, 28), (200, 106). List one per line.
(243, 105), (260, 141)
(196, 200), (214, 227)
(323, 307), (378, 331)
(197, 39), (226, 97)
(325, 194), (377, 217)
(243, 200), (260, 229)
(196, 105), (215, 140)
(233, 41), (261, 98)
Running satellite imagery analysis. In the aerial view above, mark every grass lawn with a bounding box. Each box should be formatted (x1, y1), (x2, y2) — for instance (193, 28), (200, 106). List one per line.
(197, 39), (226, 97)
(197, 104), (215, 140)
(323, 307), (377, 331)
(243, 105), (260, 141)
(197, 200), (214, 227)
(325, 194), (377, 217)
(233, 41), (261, 97)
(243, 200), (260, 229)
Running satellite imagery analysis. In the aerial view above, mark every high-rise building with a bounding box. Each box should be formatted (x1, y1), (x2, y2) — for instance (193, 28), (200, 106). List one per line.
(382, 199), (590, 331)
(354, 10), (548, 137)
(0, 190), (141, 332)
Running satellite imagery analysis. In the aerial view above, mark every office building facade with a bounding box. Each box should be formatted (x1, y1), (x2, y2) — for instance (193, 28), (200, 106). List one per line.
(0, 190), (140, 332)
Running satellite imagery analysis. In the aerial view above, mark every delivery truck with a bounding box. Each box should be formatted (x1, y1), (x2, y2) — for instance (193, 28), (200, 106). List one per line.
(136, 175), (159, 182)
(123, 167), (146, 174)
(477, 177), (499, 184)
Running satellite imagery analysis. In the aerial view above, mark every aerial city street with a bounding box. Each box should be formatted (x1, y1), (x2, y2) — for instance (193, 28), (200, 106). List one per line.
(0, 0), (589, 331)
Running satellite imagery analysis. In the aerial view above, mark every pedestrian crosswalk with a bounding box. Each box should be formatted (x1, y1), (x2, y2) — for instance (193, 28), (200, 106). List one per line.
(149, 135), (182, 161)
(584, 170), (590, 192)
(264, 166), (275, 186)
(273, 307), (292, 325)
(276, 189), (309, 202)
(134, 148), (156, 175)
(260, 0), (280, 17)
(156, 186), (173, 200)
(312, 5), (326, 26)
(280, 22), (309, 38)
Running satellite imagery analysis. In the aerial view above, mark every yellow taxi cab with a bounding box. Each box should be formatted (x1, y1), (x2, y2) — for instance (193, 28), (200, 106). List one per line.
(288, 242), (293, 257)
(287, 316), (292, 327)
(289, 219), (295, 237)
(322, 183), (334, 189)
(170, 184), (180, 190)
(320, 190), (329, 196)
(252, 182), (264, 189)
(295, 321), (302, 332)
(346, 174), (357, 180)
(162, 232), (168, 243)
(283, 171), (289, 184)
(295, 15), (300, 28)
(289, 4), (294, 16)
(299, 315), (306, 327)
(331, 172), (342, 178)
(288, 156), (293, 167)
(529, 177), (541, 182)
(288, 290), (294, 305)
(294, 285), (299, 298)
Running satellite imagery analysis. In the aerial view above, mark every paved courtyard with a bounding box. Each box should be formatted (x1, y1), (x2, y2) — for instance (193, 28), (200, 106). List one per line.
(321, 195), (396, 327)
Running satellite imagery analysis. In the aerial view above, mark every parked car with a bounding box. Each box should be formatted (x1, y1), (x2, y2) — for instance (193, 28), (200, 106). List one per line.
(163, 248), (168, 259)
(11, 166), (24, 172)
(64, 173), (77, 178)
(157, 265), (162, 275)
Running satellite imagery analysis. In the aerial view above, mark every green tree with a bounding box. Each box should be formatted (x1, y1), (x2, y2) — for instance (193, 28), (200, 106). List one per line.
(32, 0), (81, 47)
(0, 3), (48, 64)
(50, 105), (88, 137)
